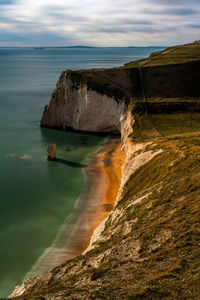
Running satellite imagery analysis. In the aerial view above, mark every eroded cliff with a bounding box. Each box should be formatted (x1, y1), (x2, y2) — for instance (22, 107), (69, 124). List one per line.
(41, 42), (200, 136)
(40, 69), (131, 133)
(9, 117), (200, 300)
(8, 42), (200, 299)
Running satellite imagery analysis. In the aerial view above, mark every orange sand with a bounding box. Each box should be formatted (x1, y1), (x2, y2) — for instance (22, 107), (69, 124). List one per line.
(64, 137), (125, 257)
(83, 138), (125, 249)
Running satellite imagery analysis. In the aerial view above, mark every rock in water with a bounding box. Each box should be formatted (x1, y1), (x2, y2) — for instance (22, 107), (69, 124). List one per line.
(47, 144), (57, 161)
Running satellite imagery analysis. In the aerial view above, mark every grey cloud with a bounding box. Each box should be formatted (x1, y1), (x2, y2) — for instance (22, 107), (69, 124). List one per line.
(147, 0), (199, 4)
(119, 19), (154, 26)
(96, 27), (130, 34)
(0, 0), (13, 4)
(0, 28), (78, 44)
(145, 7), (196, 16)
(87, 24), (163, 34)
(189, 24), (200, 29)
(0, 0), (200, 46)
(45, 10), (88, 23)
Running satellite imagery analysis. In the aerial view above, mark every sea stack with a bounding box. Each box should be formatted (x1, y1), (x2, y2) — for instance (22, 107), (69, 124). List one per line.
(47, 144), (57, 161)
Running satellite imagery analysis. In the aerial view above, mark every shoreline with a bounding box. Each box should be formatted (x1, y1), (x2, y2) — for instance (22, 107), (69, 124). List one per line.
(24, 136), (125, 280)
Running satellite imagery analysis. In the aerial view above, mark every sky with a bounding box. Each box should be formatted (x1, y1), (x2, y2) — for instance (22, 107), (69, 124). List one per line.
(0, 0), (200, 47)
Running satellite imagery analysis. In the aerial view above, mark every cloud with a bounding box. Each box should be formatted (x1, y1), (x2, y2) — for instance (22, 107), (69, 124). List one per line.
(145, 7), (196, 16)
(0, 0), (200, 46)
(0, 0), (13, 4)
(190, 24), (200, 29)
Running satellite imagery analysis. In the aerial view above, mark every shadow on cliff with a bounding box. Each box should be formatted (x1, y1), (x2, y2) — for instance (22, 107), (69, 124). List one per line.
(55, 158), (87, 168)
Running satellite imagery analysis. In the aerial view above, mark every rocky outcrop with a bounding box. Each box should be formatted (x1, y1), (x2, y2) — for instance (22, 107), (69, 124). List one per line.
(41, 70), (130, 133)
(41, 55), (200, 135)
(47, 144), (57, 161)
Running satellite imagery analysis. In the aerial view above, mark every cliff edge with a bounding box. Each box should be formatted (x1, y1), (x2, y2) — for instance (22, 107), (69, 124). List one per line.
(41, 42), (200, 135)
(9, 42), (200, 299)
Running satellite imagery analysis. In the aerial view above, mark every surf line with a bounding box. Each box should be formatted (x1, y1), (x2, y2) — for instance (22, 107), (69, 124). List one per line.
(24, 136), (125, 280)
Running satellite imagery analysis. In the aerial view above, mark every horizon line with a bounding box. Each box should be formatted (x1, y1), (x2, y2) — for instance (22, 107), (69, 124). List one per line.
(0, 45), (168, 48)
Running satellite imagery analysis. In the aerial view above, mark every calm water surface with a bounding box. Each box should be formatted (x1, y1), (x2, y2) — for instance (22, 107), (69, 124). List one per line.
(0, 46), (165, 297)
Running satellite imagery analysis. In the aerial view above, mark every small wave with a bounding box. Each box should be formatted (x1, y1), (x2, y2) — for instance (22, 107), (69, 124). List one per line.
(23, 168), (89, 281)
(19, 154), (32, 160)
(5, 153), (16, 158)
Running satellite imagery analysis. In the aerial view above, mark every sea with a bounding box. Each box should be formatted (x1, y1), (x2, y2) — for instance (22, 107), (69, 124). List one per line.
(0, 46), (165, 297)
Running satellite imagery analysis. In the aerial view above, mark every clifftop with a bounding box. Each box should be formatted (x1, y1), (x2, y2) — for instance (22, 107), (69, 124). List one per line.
(124, 41), (200, 67)
(40, 42), (200, 133)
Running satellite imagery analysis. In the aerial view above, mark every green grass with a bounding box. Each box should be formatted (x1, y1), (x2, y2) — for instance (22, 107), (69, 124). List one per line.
(13, 132), (200, 300)
(124, 60), (143, 68)
(123, 43), (200, 68)
(150, 113), (200, 136)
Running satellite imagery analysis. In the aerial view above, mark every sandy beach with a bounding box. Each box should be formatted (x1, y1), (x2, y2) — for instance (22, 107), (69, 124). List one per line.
(25, 136), (125, 279)
(58, 136), (126, 257)
(72, 136), (125, 253)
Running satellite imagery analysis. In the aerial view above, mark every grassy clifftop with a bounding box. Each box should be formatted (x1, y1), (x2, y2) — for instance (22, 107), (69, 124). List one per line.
(124, 41), (200, 67)
(64, 42), (200, 107)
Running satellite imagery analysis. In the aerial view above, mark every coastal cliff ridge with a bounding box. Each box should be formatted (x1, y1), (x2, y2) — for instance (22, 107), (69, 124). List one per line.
(8, 42), (200, 299)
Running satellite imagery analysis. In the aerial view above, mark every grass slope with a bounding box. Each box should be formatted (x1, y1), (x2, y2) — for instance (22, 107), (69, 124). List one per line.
(11, 113), (200, 300)
(124, 42), (200, 68)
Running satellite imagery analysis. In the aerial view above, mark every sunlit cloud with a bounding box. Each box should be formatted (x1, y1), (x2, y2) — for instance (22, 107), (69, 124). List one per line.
(0, 0), (199, 46)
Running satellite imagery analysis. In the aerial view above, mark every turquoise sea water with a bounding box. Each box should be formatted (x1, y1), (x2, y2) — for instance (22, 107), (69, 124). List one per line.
(0, 46), (165, 297)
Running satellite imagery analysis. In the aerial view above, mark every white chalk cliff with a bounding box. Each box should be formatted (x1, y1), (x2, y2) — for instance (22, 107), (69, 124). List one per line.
(41, 71), (128, 133)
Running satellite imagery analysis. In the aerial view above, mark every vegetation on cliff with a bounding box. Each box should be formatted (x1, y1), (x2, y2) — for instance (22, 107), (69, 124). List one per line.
(9, 124), (200, 299)
(41, 42), (200, 132)
(124, 41), (200, 67)
(9, 42), (200, 299)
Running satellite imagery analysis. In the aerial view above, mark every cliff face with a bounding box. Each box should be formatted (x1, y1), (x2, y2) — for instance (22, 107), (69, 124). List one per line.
(41, 45), (200, 134)
(40, 69), (131, 133)
(9, 43), (200, 299)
